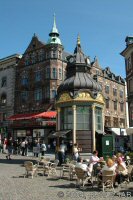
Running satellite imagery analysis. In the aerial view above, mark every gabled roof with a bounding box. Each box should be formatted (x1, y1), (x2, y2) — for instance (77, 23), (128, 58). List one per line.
(24, 34), (45, 54)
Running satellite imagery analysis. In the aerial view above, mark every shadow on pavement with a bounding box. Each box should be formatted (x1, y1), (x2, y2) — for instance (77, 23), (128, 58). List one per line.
(0, 157), (37, 165)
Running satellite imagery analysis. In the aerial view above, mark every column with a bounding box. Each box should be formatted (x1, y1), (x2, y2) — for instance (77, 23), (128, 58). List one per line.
(72, 105), (76, 144)
(57, 107), (61, 131)
(56, 107), (61, 149)
(102, 107), (105, 132)
(92, 104), (96, 151)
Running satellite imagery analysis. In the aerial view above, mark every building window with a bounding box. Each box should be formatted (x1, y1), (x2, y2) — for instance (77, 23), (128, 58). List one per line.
(61, 107), (73, 130)
(35, 71), (41, 82)
(34, 89), (42, 101)
(38, 49), (44, 61)
(3, 113), (7, 121)
(113, 88), (117, 96)
(76, 106), (92, 130)
(45, 87), (50, 99)
(95, 107), (102, 131)
(58, 50), (62, 59)
(24, 55), (30, 66)
(127, 57), (131, 71)
(52, 50), (56, 58)
(128, 79), (133, 92)
(31, 52), (36, 64)
(21, 91), (28, 102)
(99, 82), (103, 89)
(120, 90), (124, 98)
(1, 94), (7, 104)
(46, 67), (50, 79)
(59, 68), (62, 80)
(1, 77), (7, 87)
(51, 90), (56, 99)
(21, 77), (28, 86)
(114, 100), (117, 110)
(52, 68), (57, 79)
(105, 85), (109, 94)
(120, 102), (124, 112)
(106, 98), (109, 109)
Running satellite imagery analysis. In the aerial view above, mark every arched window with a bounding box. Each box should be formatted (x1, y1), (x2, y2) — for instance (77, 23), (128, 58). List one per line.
(1, 93), (7, 104)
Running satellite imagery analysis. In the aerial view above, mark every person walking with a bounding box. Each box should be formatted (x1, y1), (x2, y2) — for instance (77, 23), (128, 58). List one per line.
(21, 139), (26, 156)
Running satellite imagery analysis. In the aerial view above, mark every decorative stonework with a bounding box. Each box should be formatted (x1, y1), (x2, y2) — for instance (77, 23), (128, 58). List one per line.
(57, 92), (105, 105)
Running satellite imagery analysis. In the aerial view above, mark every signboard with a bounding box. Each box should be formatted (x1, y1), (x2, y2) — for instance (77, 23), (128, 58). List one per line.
(33, 129), (44, 137)
(17, 130), (26, 137)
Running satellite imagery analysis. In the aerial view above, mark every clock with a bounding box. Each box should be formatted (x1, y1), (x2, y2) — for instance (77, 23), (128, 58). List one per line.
(69, 57), (74, 63)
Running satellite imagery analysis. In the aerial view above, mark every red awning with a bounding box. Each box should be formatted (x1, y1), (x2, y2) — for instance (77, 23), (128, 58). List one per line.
(8, 111), (57, 121)
(34, 111), (57, 119)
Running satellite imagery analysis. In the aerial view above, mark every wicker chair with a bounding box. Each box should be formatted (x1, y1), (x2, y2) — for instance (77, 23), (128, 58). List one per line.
(24, 161), (37, 179)
(101, 170), (115, 192)
(75, 167), (93, 188)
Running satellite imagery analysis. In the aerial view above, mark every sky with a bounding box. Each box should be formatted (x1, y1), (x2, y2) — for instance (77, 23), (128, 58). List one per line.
(0, 0), (133, 78)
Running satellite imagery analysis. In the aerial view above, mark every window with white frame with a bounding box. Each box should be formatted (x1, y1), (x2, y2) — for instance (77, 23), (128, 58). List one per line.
(59, 68), (62, 80)
(105, 85), (109, 94)
(120, 90), (124, 98)
(52, 68), (57, 79)
(95, 107), (102, 131)
(113, 88), (117, 96)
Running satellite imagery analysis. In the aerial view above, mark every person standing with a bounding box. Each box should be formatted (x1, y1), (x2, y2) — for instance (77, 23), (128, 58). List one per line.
(6, 137), (13, 160)
(21, 139), (26, 156)
(73, 143), (79, 161)
(41, 141), (47, 156)
(3, 137), (8, 153)
(59, 140), (67, 164)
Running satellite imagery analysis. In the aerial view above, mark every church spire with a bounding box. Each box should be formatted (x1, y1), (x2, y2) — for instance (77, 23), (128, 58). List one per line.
(47, 14), (62, 45)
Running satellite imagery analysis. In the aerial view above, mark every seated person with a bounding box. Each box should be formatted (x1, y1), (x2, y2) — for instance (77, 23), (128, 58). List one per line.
(98, 158), (116, 186)
(102, 158), (116, 174)
(115, 157), (128, 184)
(76, 157), (92, 176)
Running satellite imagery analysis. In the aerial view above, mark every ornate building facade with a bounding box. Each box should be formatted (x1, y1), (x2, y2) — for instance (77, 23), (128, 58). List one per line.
(0, 54), (21, 139)
(91, 58), (127, 133)
(121, 36), (133, 149)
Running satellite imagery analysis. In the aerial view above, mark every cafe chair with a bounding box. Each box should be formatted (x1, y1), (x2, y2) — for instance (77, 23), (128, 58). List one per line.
(101, 170), (115, 192)
(75, 167), (93, 189)
(24, 161), (38, 179)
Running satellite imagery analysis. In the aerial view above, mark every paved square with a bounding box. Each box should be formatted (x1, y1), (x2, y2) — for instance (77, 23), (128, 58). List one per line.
(0, 153), (133, 200)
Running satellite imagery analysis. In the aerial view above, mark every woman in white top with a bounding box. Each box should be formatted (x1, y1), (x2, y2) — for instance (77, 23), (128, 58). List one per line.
(116, 157), (128, 184)
(73, 143), (79, 161)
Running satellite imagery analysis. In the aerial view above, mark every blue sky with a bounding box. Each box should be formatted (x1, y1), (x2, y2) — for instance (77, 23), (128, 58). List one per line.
(0, 0), (133, 78)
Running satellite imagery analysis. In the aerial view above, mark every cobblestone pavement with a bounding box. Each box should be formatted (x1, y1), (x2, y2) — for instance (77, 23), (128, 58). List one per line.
(0, 153), (133, 200)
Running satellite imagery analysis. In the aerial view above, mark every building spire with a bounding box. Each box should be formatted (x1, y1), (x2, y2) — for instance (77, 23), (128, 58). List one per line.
(47, 14), (62, 45)
(77, 34), (81, 45)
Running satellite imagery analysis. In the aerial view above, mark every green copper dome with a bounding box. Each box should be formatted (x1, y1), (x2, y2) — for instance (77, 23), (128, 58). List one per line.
(47, 14), (62, 45)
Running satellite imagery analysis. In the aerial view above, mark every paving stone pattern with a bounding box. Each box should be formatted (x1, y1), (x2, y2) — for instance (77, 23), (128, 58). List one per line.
(0, 153), (133, 200)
